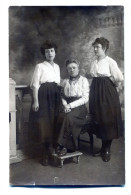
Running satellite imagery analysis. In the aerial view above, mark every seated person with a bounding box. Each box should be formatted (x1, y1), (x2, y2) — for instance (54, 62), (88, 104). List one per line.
(56, 59), (90, 156)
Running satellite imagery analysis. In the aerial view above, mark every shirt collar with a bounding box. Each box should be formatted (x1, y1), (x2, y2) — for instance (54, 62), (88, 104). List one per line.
(44, 60), (55, 67)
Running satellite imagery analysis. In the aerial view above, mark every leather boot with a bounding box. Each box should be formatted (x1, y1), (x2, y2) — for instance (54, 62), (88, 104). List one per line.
(41, 143), (49, 166)
(93, 140), (106, 157)
(102, 150), (110, 162)
(102, 140), (112, 162)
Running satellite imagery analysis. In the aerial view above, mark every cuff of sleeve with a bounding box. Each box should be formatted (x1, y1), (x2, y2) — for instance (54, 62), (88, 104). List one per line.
(68, 103), (71, 109)
(62, 99), (67, 106)
(30, 85), (40, 90)
(69, 102), (74, 109)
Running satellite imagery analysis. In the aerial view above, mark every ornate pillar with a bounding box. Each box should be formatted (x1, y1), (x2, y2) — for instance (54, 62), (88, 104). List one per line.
(9, 78), (21, 164)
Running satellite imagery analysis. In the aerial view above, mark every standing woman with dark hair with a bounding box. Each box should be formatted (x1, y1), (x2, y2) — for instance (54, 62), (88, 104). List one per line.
(29, 40), (61, 165)
(89, 37), (124, 162)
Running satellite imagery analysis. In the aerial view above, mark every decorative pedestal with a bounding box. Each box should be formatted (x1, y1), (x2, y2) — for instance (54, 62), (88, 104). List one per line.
(52, 151), (83, 168)
(9, 78), (21, 164)
(9, 80), (33, 164)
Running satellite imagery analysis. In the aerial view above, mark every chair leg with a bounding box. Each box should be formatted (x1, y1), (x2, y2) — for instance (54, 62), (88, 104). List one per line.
(78, 135), (80, 149)
(89, 133), (94, 154)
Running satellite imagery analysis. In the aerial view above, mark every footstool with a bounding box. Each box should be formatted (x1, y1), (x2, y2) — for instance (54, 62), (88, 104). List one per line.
(52, 151), (83, 168)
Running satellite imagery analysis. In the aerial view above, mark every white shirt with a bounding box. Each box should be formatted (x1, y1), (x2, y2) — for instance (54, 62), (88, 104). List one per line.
(61, 75), (89, 109)
(30, 61), (60, 89)
(90, 56), (124, 83)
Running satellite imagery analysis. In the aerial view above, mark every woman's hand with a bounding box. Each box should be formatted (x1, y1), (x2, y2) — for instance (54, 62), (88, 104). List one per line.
(32, 101), (39, 112)
(32, 87), (39, 112)
(110, 76), (119, 87)
(64, 104), (71, 113)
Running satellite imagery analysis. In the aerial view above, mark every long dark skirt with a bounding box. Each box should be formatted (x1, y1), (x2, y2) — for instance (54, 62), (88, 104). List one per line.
(57, 97), (87, 151)
(89, 77), (123, 140)
(29, 82), (61, 144)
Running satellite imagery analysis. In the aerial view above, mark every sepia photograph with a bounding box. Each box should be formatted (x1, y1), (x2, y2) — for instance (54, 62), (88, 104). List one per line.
(9, 5), (125, 187)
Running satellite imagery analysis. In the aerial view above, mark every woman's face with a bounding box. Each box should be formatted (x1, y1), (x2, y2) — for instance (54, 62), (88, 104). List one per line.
(45, 48), (56, 61)
(67, 63), (80, 78)
(93, 43), (106, 57)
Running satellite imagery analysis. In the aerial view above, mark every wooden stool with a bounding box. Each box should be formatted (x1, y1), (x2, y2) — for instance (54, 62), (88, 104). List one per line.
(52, 151), (83, 168)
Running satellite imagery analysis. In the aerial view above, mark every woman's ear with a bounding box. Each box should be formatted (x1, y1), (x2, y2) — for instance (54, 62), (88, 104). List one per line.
(103, 47), (106, 53)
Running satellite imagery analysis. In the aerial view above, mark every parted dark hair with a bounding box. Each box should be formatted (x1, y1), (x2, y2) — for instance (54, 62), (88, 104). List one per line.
(40, 40), (57, 56)
(92, 37), (110, 52)
(65, 59), (80, 67)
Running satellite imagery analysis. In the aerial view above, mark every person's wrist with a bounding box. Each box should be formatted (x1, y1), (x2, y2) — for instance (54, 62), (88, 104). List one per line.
(34, 100), (38, 105)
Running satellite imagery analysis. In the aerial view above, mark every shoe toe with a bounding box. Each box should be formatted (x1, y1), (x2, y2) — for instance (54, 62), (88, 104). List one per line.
(58, 147), (67, 157)
(102, 151), (110, 162)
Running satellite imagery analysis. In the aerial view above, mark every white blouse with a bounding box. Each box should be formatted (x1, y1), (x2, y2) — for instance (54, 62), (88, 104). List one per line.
(61, 75), (89, 109)
(30, 61), (60, 89)
(90, 56), (124, 84)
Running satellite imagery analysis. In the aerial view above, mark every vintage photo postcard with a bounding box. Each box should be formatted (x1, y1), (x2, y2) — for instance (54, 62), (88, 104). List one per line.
(9, 5), (125, 187)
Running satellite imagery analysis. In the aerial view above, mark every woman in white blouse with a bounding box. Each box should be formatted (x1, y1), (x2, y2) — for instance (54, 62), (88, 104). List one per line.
(56, 59), (89, 156)
(29, 40), (61, 166)
(89, 37), (124, 162)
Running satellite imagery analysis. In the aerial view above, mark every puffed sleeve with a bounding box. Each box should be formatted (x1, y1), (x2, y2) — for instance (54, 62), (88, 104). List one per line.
(30, 64), (41, 89)
(109, 59), (124, 84)
(69, 77), (89, 109)
(89, 61), (96, 77)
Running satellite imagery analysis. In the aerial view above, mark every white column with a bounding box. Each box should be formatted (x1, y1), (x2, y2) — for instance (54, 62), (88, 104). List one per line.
(9, 78), (21, 164)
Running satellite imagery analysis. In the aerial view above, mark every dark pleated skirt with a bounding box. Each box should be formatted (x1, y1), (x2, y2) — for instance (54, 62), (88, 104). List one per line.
(29, 82), (61, 144)
(89, 77), (123, 140)
(57, 97), (87, 151)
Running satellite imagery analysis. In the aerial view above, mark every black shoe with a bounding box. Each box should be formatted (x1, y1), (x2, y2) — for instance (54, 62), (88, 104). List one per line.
(102, 151), (110, 162)
(55, 145), (61, 154)
(58, 147), (67, 157)
(42, 155), (49, 166)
